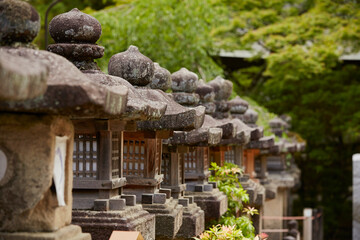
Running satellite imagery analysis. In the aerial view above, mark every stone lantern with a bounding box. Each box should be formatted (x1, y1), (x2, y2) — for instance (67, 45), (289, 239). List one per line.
(0, 1), (131, 239)
(169, 70), (229, 222)
(108, 47), (206, 239)
(47, 9), (173, 240)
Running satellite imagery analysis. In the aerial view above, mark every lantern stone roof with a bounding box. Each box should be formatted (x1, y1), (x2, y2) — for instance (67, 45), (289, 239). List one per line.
(0, 50), (47, 101)
(168, 115), (223, 146)
(108, 45), (205, 130)
(0, 47), (128, 117)
(247, 136), (275, 150)
(83, 70), (166, 120)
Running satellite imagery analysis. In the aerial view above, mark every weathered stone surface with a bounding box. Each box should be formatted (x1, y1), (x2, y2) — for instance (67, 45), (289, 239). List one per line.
(109, 198), (126, 210)
(196, 80), (215, 103)
(0, 48), (129, 118)
(203, 101), (216, 114)
(136, 90), (205, 131)
(168, 115), (223, 146)
(154, 193), (167, 204)
(242, 108), (258, 125)
(159, 188), (172, 199)
(49, 8), (101, 44)
(171, 68), (198, 93)
(172, 92), (200, 106)
(176, 203), (205, 239)
(194, 185), (204, 192)
(0, 114), (73, 232)
(94, 199), (109, 211)
(208, 76), (233, 101)
(0, 51), (48, 101)
(72, 205), (156, 240)
(142, 194), (154, 204)
(85, 70), (166, 121)
(48, 43), (104, 60)
(178, 198), (189, 207)
(108, 45), (154, 86)
(185, 189), (228, 222)
(184, 196), (194, 204)
(121, 194), (136, 206)
(217, 118), (251, 145)
(149, 63), (172, 91)
(0, 224), (91, 240)
(0, 0), (40, 45)
(247, 136), (275, 150)
(229, 96), (248, 114)
(142, 198), (183, 239)
(202, 115), (236, 139)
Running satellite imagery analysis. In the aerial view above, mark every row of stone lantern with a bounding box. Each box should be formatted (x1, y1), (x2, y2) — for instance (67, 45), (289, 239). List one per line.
(0, 1), (304, 240)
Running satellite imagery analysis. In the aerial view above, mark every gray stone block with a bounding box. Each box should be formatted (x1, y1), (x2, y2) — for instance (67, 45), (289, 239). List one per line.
(159, 188), (172, 199)
(142, 194), (154, 204)
(154, 193), (166, 204)
(178, 198), (189, 207)
(109, 198), (126, 210)
(121, 194), (136, 206)
(184, 196), (194, 204)
(94, 199), (109, 211)
(208, 181), (218, 188)
(194, 185), (204, 192)
(204, 184), (213, 192)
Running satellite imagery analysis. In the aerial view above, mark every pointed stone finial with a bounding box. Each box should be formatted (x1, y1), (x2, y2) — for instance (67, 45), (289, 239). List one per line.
(0, 0), (40, 46)
(269, 117), (288, 137)
(171, 68), (200, 106)
(195, 80), (216, 114)
(108, 45), (154, 86)
(149, 63), (172, 91)
(229, 96), (248, 114)
(171, 67), (199, 93)
(49, 8), (101, 43)
(243, 108), (258, 125)
(47, 8), (104, 70)
(208, 76), (233, 101)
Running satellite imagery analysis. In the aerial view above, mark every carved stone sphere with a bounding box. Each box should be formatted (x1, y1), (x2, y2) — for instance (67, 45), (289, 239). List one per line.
(0, 0), (40, 45)
(149, 63), (172, 91)
(49, 8), (102, 44)
(108, 45), (155, 86)
(171, 68), (198, 93)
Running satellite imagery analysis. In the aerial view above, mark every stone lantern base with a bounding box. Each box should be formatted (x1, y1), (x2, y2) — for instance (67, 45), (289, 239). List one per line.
(185, 188), (228, 222)
(142, 198), (183, 240)
(176, 201), (205, 239)
(0, 225), (91, 240)
(72, 205), (155, 240)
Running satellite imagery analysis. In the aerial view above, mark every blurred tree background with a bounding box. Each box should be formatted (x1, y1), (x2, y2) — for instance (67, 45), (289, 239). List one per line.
(31, 0), (360, 239)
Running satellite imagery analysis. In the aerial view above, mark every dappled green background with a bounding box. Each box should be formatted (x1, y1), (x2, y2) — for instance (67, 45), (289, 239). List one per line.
(31, 0), (360, 239)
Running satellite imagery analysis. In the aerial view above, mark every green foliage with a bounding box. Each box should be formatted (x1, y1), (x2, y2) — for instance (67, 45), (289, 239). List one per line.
(209, 162), (248, 214)
(208, 163), (255, 238)
(212, 1), (360, 239)
(87, 0), (228, 79)
(194, 224), (249, 240)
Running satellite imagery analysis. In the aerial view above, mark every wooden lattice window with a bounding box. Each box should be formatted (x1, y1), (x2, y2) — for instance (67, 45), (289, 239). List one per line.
(73, 134), (97, 178)
(112, 132), (120, 178)
(225, 148), (235, 164)
(161, 153), (171, 185)
(184, 150), (197, 173)
(123, 139), (145, 177)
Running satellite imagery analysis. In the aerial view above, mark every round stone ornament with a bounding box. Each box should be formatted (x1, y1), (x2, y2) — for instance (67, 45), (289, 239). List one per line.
(49, 8), (102, 44)
(108, 45), (155, 86)
(0, 0), (40, 45)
